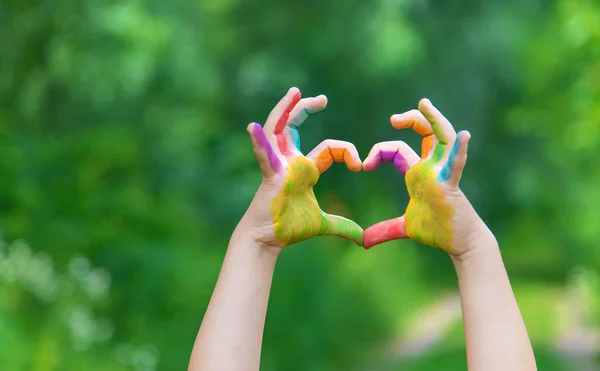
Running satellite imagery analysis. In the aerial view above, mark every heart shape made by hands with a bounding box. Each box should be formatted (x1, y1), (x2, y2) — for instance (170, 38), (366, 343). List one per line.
(247, 88), (471, 254)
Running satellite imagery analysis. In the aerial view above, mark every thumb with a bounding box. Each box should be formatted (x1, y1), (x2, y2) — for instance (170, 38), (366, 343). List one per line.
(318, 212), (364, 246)
(363, 216), (408, 249)
(247, 123), (282, 178)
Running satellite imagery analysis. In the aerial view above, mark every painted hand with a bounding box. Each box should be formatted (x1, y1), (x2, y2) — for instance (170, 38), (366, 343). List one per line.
(244, 87), (364, 249)
(363, 99), (483, 256)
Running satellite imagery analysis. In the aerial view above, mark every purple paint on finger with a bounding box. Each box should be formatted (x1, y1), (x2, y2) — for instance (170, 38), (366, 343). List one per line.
(380, 150), (409, 174)
(251, 123), (282, 174)
(380, 151), (396, 162)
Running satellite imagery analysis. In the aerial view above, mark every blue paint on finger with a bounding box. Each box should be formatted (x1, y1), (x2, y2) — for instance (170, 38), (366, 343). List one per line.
(439, 138), (461, 182)
(289, 126), (302, 153)
(289, 108), (309, 127)
(289, 102), (327, 127)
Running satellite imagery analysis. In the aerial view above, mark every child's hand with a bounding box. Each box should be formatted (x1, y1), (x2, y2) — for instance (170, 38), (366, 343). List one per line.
(362, 99), (489, 257)
(243, 87), (363, 249)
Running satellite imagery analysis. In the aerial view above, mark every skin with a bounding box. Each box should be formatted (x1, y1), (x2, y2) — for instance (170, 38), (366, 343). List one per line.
(245, 89), (363, 248)
(363, 99), (538, 371)
(188, 87), (364, 371)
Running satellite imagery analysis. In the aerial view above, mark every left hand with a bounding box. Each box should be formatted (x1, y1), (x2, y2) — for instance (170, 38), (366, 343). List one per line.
(242, 87), (364, 249)
(362, 99), (487, 257)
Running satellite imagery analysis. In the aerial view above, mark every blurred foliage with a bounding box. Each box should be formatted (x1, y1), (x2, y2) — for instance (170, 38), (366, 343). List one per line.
(0, 241), (157, 371)
(0, 0), (599, 370)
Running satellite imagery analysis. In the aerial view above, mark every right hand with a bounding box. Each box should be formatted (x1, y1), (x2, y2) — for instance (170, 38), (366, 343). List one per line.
(362, 99), (492, 258)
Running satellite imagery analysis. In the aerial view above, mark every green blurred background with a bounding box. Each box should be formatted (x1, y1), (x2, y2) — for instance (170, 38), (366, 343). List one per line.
(1, 0), (599, 370)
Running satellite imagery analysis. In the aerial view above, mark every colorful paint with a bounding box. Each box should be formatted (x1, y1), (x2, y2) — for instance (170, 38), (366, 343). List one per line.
(249, 89), (363, 247)
(270, 156), (362, 246)
(402, 157), (456, 251)
(439, 138), (460, 182)
(250, 123), (282, 174)
(362, 150), (411, 174)
(274, 91), (302, 158)
(313, 146), (362, 174)
(364, 100), (465, 252)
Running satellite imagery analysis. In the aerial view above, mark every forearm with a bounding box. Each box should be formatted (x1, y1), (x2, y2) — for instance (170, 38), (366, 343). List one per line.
(188, 219), (280, 371)
(452, 228), (536, 371)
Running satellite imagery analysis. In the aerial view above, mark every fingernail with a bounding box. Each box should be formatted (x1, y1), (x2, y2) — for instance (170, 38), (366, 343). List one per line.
(247, 122), (258, 133)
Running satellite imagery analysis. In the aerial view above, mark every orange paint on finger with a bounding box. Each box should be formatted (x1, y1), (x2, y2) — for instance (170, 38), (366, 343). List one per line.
(314, 150), (334, 173)
(394, 117), (434, 136)
(421, 136), (434, 158)
(314, 148), (360, 173)
(412, 120), (434, 136)
(331, 148), (361, 171)
(329, 148), (346, 162)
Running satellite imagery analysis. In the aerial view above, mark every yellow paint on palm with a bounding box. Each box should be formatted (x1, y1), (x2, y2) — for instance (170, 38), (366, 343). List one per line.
(271, 156), (364, 247)
(270, 156), (325, 247)
(404, 159), (455, 252)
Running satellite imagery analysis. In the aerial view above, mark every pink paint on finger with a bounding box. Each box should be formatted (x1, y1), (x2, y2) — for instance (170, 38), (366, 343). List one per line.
(363, 217), (408, 249)
(251, 123), (282, 174)
(365, 150), (410, 174)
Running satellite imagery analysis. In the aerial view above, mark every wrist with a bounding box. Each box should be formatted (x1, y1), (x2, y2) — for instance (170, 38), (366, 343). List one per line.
(450, 233), (507, 287)
(450, 223), (499, 265)
(231, 218), (283, 258)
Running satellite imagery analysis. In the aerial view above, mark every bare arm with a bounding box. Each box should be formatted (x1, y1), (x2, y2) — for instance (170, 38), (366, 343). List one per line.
(188, 219), (280, 371)
(452, 225), (536, 371)
(363, 98), (536, 370)
(187, 87), (363, 371)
